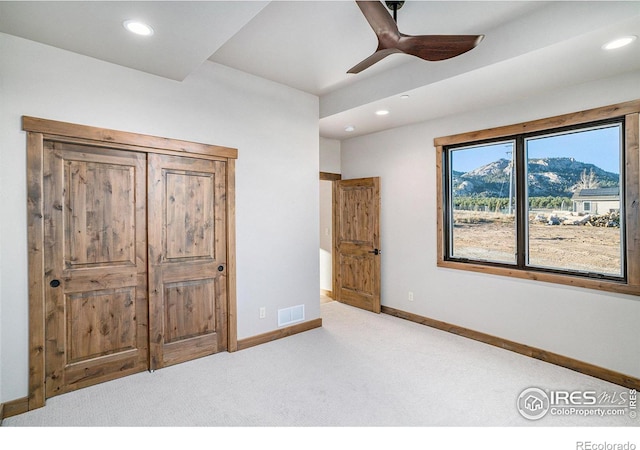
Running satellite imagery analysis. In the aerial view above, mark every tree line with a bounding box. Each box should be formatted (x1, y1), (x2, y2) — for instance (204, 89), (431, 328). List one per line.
(454, 196), (573, 211)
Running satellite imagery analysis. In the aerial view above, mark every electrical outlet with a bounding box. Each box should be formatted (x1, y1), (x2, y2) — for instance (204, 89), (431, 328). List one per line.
(259, 307), (266, 319)
(408, 291), (414, 301)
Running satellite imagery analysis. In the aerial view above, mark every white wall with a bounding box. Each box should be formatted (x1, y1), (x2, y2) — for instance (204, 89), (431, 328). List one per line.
(0, 33), (320, 402)
(319, 137), (341, 173)
(319, 138), (341, 292)
(319, 180), (333, 292)
(340, 71), (640, 378)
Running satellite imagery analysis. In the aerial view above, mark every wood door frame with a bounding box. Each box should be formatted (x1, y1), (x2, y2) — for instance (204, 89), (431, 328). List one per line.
(24, 116), (238, 411)
(319, 172), (341, 298)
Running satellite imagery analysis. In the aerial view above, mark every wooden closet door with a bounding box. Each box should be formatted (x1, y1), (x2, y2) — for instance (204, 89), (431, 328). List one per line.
(43, 142), (148, 397)
(148, 154), (228, 369)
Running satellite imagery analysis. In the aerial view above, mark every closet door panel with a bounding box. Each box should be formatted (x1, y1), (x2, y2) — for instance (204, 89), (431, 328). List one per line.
(148, 154), (228, 369)
(43, 142), (148, 397)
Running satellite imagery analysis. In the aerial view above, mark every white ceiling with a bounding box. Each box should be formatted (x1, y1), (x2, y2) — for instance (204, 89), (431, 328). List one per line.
(1, 1), (639, 140)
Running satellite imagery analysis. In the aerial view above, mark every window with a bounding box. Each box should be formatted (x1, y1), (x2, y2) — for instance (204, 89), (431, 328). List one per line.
(435, 100), (640, 296)
(447, 140), (517, 265)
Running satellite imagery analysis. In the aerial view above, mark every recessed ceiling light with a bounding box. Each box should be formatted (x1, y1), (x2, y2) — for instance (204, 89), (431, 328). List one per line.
(602, 35), (636, 50)
(344, 125), (355, 132)
(376, 109), (389, 116)
(123, 20), (154, 36)
(400, 94), (410, 99)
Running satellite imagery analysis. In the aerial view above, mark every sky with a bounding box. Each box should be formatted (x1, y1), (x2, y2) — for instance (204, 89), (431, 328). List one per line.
(450, 123), (622, 174)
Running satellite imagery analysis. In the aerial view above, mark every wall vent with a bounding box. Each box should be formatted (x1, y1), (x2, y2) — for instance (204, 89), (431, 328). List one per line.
(278, 305), (305, 327)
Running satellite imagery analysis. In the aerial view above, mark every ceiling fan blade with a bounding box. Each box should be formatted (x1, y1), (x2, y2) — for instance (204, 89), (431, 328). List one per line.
(347, 48), (400, 74)
(349, 1), (485, 73)
(355, 0), (400, 44)
(398, 34), (484, 61)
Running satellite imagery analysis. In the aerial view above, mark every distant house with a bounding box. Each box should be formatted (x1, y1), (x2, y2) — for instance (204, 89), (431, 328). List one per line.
(572, 187), (620, 214)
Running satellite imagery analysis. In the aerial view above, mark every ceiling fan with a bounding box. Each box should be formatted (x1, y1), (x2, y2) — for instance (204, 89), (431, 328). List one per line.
(348, 1), (484, 74)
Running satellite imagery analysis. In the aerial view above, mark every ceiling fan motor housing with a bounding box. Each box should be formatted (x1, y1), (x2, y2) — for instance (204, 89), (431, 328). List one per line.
(385, 1), (405, 11)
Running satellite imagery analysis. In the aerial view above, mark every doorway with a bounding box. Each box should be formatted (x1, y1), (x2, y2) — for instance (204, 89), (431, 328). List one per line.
(319, 172), (340, 303)
(319, 172), (381, 313)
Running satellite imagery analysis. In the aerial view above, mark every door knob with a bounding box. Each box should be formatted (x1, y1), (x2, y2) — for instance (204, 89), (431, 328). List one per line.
(217, 265), (224, 272)
(369, 249), (381, 255)
(50, 279), (61, 288)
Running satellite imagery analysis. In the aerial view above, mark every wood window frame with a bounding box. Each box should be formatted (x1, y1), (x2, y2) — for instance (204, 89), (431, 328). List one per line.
(23, 116), (238, 411)
(434, 100), (640, 296)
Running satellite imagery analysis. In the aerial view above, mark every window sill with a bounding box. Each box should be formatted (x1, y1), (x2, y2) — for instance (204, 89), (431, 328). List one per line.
(437, 259), (640, 296)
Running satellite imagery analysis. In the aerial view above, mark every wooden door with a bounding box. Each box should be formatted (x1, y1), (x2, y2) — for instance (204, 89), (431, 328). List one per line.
(148, 154), (228, 369)
(334, 177), (381, 313)
(43, 142), (148, 397)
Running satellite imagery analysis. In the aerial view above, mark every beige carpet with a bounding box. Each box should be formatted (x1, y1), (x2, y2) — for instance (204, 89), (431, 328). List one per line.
(2, 301), (636, 432)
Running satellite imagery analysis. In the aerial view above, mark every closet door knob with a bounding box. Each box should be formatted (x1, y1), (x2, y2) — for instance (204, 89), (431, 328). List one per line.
(218, 265), (224, 272)
(50, 279), (61, 288)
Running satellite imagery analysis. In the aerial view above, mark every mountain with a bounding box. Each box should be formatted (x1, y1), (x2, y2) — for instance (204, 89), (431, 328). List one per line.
(452, 157), (619, 198)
